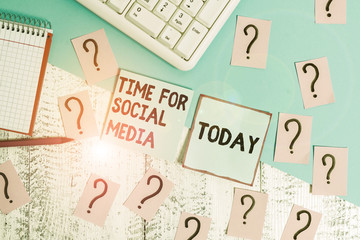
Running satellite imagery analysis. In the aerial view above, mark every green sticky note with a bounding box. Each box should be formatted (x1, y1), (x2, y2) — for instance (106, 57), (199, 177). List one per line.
(183, 95), (271, 185)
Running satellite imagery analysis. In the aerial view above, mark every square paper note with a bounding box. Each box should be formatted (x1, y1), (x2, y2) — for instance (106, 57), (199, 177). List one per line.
(227, 188), (268, 240)
(102, 70), (193, 161)
(123, 167), (174, 221)
(58, 90), (99, 140)
(312, 146), (348, 195)
(0, 161), (31, 214)
(316, 0), (346, 24)
(74, 174), (120, 226)
(274, 113), (312, 164)
(71, 29), (118, 85)
(281, 205), (322, 240)
(295, 57), (335, 109)
(183, 95), (271, 185)
(231, 16), (272, 69)
(174, 212), (211, 240)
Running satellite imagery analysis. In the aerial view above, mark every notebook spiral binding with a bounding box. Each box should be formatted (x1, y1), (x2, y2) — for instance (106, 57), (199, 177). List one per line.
(0, 11), (51, 37)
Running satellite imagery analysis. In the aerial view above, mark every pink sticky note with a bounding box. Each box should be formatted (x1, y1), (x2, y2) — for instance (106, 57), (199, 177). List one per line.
(226, 188), (268, 240)
(71, 29), (118, 85)
(174, 212), (212, 240)
(274, 113), (312, 164)
(74, 174), (120, 226)
(231, 16), (271, 69)
(58, 90), (99, 139)
(316, 0), (346, 24)
(295, 57), (335, 109)
(0, 161), (31, 214)
(123, 167), (174, 221)
(312, 146), (348, 195)
(281, 205), (322, 240)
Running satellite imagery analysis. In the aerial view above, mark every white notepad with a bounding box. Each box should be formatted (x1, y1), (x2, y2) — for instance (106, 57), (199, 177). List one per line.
(0, 12), (53, 135)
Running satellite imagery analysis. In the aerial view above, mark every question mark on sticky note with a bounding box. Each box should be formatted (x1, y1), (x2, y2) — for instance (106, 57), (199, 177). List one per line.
(138, 175), (163, 209)
(293, 210), (312, 240)
(83, 39), (100, 71)
(0, 172), (13, 204)
(326, 0), (333, 17)
(87, 178), (108, 213)
(184, 216), (201, 240)
(322, 153), (335, 184)
(302, 63), (319, 98)
(240, 194), (255, 224)
(243, 24), (258, 59)
(65, 97), (84, 135)
(284, 118), (302, 154)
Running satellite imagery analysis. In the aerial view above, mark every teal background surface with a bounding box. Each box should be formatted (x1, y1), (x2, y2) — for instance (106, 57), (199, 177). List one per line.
(2, 0), (360, 206)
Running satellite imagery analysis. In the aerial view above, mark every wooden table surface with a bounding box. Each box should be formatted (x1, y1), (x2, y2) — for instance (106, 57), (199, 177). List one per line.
(1, 65), (359, 240)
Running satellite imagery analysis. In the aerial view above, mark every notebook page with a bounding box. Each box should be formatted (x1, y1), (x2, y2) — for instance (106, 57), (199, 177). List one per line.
(0, 21), (49, 134)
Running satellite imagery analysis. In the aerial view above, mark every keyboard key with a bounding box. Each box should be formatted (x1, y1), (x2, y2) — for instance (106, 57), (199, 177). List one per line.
(174, 20), (208, 59)
(168, 0), (182, 6)
(138, 0), (159, 10)
(154, 0), (177, 21)
(180, 0), (203, 17)
(127, 3), (166, 38)
(169, 9), (192, 32)
(107, 0), (131, 13)
(196, 0), (229, 28)
(158, 25), (181, 48)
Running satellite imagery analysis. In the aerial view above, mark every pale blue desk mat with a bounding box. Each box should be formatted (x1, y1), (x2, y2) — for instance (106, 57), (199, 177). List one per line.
(3, 0), (360, 206)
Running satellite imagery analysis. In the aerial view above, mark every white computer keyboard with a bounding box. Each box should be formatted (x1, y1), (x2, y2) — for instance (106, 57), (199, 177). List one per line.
(76, 0), (241, 70)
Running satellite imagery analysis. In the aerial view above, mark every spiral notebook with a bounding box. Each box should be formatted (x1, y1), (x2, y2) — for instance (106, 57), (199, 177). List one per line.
(0, 11), (53, 135)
